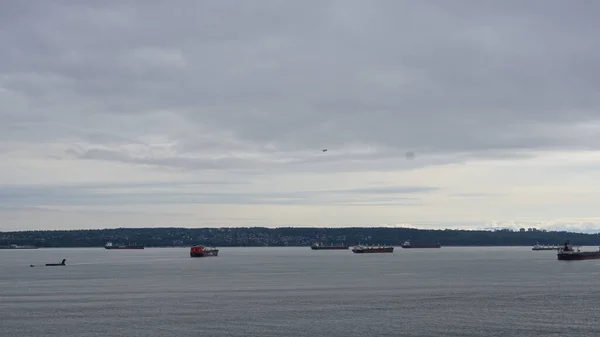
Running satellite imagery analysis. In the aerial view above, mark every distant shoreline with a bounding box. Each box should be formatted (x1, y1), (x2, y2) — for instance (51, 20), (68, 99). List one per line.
(2, 227), (599, 248)
(17, 245), (591, 249)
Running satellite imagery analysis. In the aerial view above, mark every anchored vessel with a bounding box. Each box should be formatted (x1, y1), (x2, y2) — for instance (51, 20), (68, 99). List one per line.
(557, 241), (600, 261)
(190, 245), (219, 257)
(0, 244), (38, 249)
(351, 244), (394, 253)
(310, 243), (349, 250)
(532, 242), (561, 251)
(104, 242), (144, 250)
(400, 240), (441, 248)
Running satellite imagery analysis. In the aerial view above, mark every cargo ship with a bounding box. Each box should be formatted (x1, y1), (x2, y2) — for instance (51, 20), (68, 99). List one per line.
(400, 240), (441, 248)
(310, 243), (349, 250)
(104, 242), (144, 250)
(0, 244), (38, 249)
(351, 244), (394, 253)
(190, 245), (219, 257)
(557, 241), (600, 261)
(532, 242), (561, 251)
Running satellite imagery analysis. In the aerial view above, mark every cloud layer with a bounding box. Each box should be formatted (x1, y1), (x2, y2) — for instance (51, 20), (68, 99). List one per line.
(2, 1), (600, 231)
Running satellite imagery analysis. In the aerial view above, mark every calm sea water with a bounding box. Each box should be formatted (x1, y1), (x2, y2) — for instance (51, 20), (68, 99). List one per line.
(1, 246), (599, 336)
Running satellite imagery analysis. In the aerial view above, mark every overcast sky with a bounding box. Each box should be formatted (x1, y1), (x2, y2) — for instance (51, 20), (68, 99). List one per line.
(2, 1), (600, 232)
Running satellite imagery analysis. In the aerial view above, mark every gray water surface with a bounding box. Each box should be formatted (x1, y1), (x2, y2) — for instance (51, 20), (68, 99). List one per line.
(1, 247), (599, 336)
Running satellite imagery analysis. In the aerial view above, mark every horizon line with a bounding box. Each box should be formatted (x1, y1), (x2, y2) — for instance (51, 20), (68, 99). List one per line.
(1, 225), (599, 234)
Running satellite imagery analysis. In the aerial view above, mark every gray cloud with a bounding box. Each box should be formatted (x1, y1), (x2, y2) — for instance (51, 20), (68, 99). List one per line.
(332, 186), (437, 194)
(449, 193), (507, 198)
(2, 1), (600, 230)
(2, 0), (600, 173)
(61, 143), (536, 175)
(0, 183), (435, 207)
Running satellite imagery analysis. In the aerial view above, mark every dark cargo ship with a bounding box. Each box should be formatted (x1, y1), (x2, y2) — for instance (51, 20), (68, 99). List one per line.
(351, 244), (394, 253)
(190, 245), (219, 257)
(104, 242), (144, 250)
(400, 240), (441, 248)
(310, 243), (349, 250)
(557, 241), (600, 261)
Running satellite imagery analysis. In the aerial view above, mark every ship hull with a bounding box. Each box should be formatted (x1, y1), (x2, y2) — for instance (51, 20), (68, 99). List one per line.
(557, 252), (600, 260)
(0, 245), (38, 249)
(401, 244), (441, 249)
(311, 246), (349, 250)
(190, 250), (219, 257)
(104, 246), (144, 250)
(352, 247), (394, 253)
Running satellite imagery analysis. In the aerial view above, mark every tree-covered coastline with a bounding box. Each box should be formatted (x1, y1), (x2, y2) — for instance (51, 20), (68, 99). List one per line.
(1, 227), (599, 248)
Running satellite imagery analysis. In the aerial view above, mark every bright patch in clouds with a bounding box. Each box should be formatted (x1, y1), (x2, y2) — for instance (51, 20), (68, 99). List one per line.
(1, 1), (600, 232)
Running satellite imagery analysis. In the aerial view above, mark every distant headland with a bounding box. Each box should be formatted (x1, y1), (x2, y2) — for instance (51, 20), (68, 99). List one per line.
(1, 227), (599, 248)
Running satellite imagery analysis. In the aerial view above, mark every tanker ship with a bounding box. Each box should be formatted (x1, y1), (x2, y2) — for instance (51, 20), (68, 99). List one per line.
(0, 244), (38, 249)
(532, 242), (561, 251)
(310, 243), (349, 250)
(104, 242), (145, 250)
(351, 244), (394, 253)
(190, 245), (219, 257)
(557, 241), (600, 261)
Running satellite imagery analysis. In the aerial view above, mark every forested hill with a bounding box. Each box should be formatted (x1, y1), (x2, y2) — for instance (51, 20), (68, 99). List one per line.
(1, 227), (599, 248)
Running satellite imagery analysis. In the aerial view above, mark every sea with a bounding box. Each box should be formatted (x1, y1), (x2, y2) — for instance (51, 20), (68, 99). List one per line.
(1, 246), (599, 337)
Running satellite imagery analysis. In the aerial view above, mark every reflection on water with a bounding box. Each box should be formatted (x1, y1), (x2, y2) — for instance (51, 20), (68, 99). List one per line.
(1, 247), (599, 336)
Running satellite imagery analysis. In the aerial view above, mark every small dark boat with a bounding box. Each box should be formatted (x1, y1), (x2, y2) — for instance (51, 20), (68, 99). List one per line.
(45, 259), (66, 266)
(400, 240), (441, 248)
(190, 245), (219, 257)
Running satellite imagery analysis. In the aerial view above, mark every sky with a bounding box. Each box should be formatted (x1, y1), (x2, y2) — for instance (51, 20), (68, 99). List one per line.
(2, 1), (600, 232)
